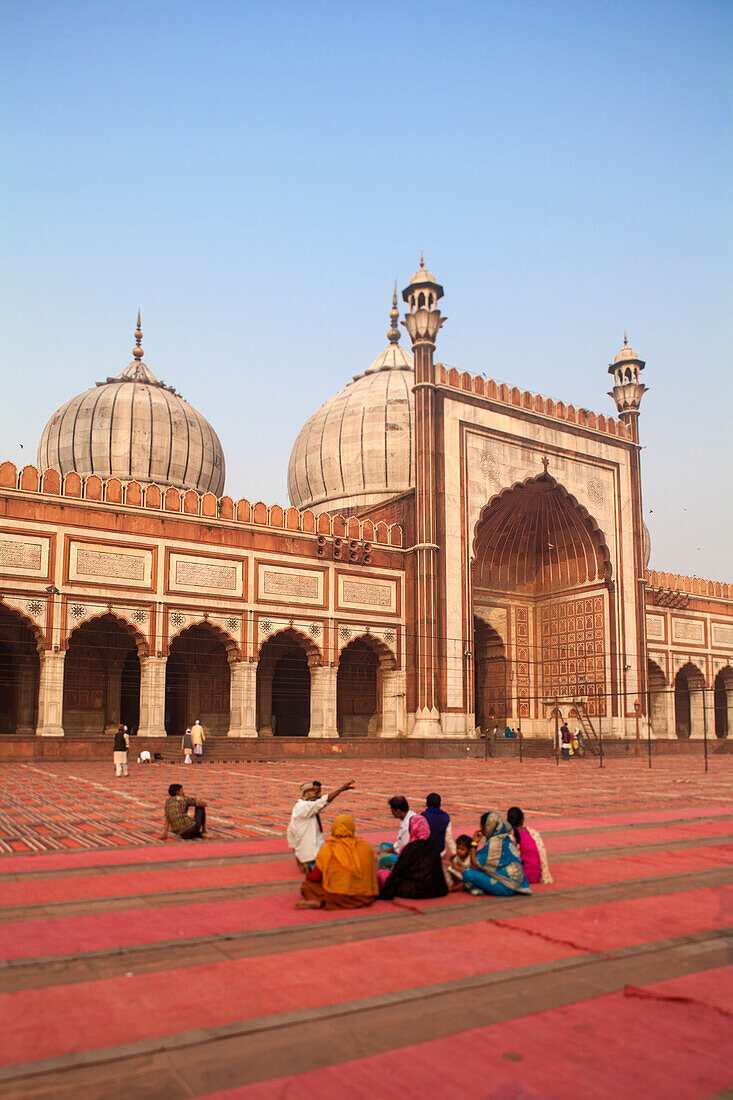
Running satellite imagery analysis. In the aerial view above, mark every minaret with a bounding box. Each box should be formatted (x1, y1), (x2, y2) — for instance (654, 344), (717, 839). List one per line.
(402, 257), (446, 736)
(608, 335), (649, 738)
(608, 334), (647, 444)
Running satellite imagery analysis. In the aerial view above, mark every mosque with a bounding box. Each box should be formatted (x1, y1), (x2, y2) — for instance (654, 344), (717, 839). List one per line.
(0, 261), (731, 747)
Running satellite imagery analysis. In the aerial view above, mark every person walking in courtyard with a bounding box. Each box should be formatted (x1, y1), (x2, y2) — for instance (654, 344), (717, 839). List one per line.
(297, 813), (378, 910)
(191, 719), (205, 762)
(113, 724), (129, 777)
(182, 727), (193, 764)
(160, 783), (208, 840)
(287, 778), (355, 872)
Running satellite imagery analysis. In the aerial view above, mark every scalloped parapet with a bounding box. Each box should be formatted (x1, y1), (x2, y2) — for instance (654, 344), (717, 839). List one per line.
(646, 569), (731, 600)
(435, 365), (630, 440)
(0, 461), (403, 547)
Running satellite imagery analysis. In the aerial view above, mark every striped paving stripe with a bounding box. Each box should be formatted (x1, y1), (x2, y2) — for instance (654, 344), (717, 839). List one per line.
(1, 933), (728, 1098)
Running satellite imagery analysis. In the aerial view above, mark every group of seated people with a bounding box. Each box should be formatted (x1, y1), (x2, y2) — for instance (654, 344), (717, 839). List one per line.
(290, 782), (552, 911)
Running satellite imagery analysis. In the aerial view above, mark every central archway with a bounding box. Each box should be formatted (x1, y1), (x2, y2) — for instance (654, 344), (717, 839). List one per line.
(165, 623), (231, 736)
(472, 473), (614, 730)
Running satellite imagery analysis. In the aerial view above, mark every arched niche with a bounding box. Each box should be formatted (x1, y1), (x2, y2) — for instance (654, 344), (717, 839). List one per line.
(63, 614), (142, 734)
(165, 622), (231, 736)
(0, 603), (41, 734)
(473, 617), (507, 732)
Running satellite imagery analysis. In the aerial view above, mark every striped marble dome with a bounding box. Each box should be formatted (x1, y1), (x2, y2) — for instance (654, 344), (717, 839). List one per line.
(38, 316), (225, 495)
(287, 297), (414, 513)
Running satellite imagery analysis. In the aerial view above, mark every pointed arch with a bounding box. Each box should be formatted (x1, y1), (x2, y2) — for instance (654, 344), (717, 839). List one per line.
(168, 618), (240, 663)
(66, 610), (148, 658)
(337, 631), (396, 671)
(257, 626), (322, 668)
(0, 602), (41, 734)
(473, 473), (612, 592)
(0, 598), (46, 654)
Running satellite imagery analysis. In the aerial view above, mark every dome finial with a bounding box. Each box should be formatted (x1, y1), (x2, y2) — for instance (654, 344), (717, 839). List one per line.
(133, 310), (144, 360)
(623, 331), (628, 347)
(388, 281), (401, 344)
(419, 253), (425, 270)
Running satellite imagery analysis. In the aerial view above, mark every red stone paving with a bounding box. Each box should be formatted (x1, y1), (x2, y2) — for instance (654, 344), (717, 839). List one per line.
(1, 756), (731, 855)
(0, 758), (730, 1097)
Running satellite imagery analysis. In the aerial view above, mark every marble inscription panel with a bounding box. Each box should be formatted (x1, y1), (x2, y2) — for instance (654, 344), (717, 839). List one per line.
(646, 614), (665, 641)
(672, 617), (705, 645)
(176, 560), (237, 590)
(0, 539), (42, 571)
(263, 571), (319, 599)
(76, 548), (146, 582)
(342, 580), (392, 608)
(712, 622), (733, 648)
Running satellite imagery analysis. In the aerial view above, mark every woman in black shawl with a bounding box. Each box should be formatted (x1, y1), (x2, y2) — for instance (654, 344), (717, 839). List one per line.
(378, 813), (448, 900)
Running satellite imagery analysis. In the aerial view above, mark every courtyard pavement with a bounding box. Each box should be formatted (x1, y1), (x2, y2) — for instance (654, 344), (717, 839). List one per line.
(0, 757), (731, 1097)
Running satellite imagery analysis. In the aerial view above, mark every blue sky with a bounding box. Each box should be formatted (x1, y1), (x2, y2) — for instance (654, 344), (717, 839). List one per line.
(2, 0), (731, 578)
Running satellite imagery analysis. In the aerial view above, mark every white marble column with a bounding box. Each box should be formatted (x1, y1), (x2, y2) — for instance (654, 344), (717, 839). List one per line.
(309, 664), (338, 738)
(138, 655), (167, 737)
(664, 683), (675, 739)
(36, 650), (65, 736)
(703, 687), (716, 743)
(380, 669), (406, 738)
(228, 660), (258, 737)
(689, 686), (705, 739)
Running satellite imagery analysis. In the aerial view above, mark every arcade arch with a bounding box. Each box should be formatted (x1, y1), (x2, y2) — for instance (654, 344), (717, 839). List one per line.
(257, 629), (319, 737)
(63, 614), (142, 734)
(674, 662), (705, 738)
(336, 635), (395, 737)
(165, 623), (231, 736)
(714, 667), (733, 737)
(0, 604), (40, 734)
(473, 474), (614, 730)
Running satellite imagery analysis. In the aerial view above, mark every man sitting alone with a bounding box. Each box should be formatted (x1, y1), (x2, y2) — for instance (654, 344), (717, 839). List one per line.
(160, 783), (208, 840)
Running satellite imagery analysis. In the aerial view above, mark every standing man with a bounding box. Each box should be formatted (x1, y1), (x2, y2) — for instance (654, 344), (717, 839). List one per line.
(191, 719), (206, 763)
(113, 724), (130, 777)
(160, 783), (208, 840)
(560, 721), (572, 760)
(287, 779), (355, 872)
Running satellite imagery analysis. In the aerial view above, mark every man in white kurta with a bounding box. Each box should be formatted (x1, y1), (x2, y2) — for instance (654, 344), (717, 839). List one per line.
(287, 779), (355, 871)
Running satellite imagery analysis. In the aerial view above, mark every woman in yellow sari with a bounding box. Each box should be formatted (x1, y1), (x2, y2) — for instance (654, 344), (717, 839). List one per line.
(296, 813), (378, 910)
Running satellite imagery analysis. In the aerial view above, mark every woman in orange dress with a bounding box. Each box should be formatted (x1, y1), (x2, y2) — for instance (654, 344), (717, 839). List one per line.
(296, 813), (378, 910)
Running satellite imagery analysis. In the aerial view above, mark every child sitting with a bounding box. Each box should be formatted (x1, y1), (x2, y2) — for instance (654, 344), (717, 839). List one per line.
(444, 834), (473, 891)
(506, 806), (553, 884)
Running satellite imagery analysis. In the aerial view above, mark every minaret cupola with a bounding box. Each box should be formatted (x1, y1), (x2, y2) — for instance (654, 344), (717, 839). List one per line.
(402, 255), (446, 345)
(608, 334), (647, 435)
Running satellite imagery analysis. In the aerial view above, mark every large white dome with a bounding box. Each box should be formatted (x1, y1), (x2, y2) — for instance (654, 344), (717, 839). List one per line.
(38, 317), (226, 495)
(288, 313), (414, 513)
